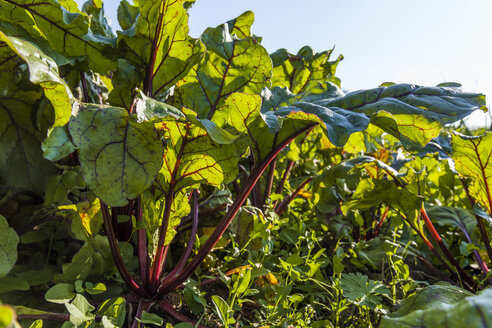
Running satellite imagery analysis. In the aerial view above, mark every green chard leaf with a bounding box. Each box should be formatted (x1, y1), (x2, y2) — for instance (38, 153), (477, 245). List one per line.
(117, 0), (139, 31)
(341, 179), (423, 221)
(270, 46), (343, 93)
(156, 108), (240, 193)
(0, 32), (73, 127)
(325, 83), (486, 148)
(175, 12), (272, 119)
(452, 132), (492, 215)
(115, 0), (204, 100)
(425, 206), (477, 236)
(69, 104), (164, 207)
(381, 287), (492, 328)
(0, 0), (115, 74)
(0, 41), (57, 193)
(81, 0), (115, 39)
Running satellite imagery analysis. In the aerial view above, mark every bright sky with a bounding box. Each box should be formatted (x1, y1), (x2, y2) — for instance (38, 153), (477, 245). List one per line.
(77, 0), (492, 127)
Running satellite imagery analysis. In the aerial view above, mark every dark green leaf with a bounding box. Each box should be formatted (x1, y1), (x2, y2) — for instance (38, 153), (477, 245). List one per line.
(69, 104), (164, 206)
(381, 287), (492, 328)
(0, 215), (19, 278)
(0, 0), (115, 73)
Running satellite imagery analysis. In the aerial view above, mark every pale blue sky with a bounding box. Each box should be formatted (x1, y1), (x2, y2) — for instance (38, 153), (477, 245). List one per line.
(76, 0), (492, 127)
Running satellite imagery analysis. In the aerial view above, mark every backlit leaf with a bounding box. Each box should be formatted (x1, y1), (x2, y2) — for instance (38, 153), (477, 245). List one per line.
(117, 0), (203, 98)
(270, 46), (343, 93)
(452, 132), (492, 214)
(175, 12), (272, 119)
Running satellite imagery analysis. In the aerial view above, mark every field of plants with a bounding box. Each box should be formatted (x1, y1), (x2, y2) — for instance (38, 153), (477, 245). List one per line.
(0, 0), (491, 327)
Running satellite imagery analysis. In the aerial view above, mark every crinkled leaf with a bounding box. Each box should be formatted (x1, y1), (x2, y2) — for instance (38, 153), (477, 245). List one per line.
(415, 133), (453, 159)
(69, 104), (164, 207)
(175, 13), (272, 119)
(326, 83), (486, 148)
(340, 272), (389, 309)
(380, 287), (492, 328)
(157, 109), (239, 193)
(0, 215), (19, 278)
(258, 85), (368, 148)
(452, 132), (492, 214)
(0, 0), (115, 73)
(273, 102), (369, 147)
(117, 0), (203, 98)
(270, 46), (343, 93)
(211, 92), (262, 135)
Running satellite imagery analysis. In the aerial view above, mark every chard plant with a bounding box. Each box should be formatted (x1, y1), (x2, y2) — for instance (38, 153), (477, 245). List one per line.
(0, 0), (490, 327)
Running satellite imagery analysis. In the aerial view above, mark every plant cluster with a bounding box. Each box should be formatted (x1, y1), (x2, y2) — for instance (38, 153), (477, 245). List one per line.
(0, 0), (491, 327)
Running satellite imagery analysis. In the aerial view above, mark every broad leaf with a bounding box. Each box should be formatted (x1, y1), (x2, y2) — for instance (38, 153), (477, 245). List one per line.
(326, 83), (486, 147)
(0, 0), (115, 73)
(117, 0), (139, 31)
(116, 0), (203, 98)
(425, 206), (477, 236)
(341, 179), (423, 220)
(381, 287), (492, 328)
(0, 32), (73, 127)
(270, 46), (343, 93)
(0, 215), (19, 278)
(452, 132), (492, 214)
(156, 109), (240, 193)
(175, 12), (272, 119)
(0, 37), (57, 193)
(388, 285), (472, 318)
(69, 104), (164, 207)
